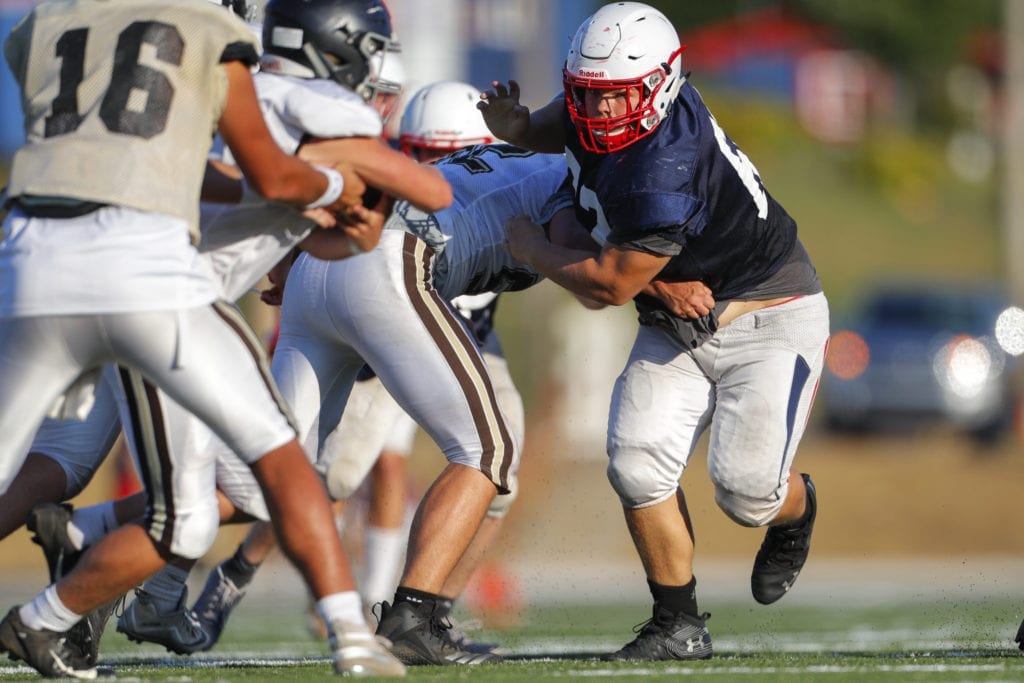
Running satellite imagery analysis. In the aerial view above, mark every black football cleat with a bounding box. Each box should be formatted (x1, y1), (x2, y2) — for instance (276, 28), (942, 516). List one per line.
(0, 606), (97, 679)
(751, 473), (817, 605)
(601, 605), (712, 661)
(375, 600), (502, 666)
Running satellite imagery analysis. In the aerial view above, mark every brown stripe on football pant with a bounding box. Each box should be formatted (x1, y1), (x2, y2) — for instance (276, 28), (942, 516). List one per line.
(400, 233), (514, 493)
(402, 235), (509, 490)
(116, 366), (176, 551)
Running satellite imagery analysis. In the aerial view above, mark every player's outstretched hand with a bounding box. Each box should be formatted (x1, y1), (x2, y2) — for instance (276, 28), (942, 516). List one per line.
(478, 80), (531, 144)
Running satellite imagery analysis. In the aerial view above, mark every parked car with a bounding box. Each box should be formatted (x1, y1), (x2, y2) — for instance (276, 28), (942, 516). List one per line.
(821, 281), (1021, 444)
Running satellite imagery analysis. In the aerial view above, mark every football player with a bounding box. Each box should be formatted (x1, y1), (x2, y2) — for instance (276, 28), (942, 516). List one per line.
(481, 0), (829, 662)
(339, 83), (522, 655)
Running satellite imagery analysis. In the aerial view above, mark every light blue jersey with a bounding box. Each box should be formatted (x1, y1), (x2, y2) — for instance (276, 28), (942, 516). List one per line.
(385, 144), (568, 301)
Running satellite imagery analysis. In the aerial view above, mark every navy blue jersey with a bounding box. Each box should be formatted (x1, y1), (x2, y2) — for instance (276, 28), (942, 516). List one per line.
(563, 81), (805, 345)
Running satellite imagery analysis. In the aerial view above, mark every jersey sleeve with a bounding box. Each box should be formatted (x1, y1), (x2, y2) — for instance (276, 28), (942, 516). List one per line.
(537, 173), (575, 227)
(281, 81), (383, 140)
(605, 191), (707, 257)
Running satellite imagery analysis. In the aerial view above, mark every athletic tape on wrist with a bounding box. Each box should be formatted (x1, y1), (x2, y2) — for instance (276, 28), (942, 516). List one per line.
(305, 167), (344, 210)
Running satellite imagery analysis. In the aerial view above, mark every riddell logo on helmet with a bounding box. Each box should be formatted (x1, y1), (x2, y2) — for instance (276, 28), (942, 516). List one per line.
(577, 69), (606, 78)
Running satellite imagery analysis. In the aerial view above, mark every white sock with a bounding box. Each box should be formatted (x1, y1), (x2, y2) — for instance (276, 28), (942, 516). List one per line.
(317, 591), (367, 630)
(19, 585), (82, 632)
(68, 501), (118, 549)
(361, 526), (405, 607)
(140, 564), (189, 612)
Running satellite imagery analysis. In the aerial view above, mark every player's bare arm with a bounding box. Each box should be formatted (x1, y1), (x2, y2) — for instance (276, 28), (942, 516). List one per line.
(544, 208), (714, 316)
(545, 207), (606, 309)
(478, 81), (565, 153)
(297, 136), (453, 213)
(217, 61), (365, 212)
(506, 214), (668, 305)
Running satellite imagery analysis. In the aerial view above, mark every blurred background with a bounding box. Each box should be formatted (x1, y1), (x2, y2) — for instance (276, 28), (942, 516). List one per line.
(3, 0), (1024, 619)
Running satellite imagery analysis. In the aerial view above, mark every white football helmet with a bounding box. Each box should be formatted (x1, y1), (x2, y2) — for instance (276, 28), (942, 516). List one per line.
(399, 80), (497, 158)
(563, 2), (685, 153)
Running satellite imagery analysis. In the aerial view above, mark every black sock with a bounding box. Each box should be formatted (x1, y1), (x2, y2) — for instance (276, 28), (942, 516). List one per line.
(648, 577), (698, 618)
(797, 485), (816, 524)
(394, 585), (442, 610)
(222, 546), (258, 588)
(783, 490), (815, 529)
(793, 504), (812, 526)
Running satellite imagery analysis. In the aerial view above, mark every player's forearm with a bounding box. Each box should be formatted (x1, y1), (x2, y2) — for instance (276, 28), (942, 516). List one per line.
(300, 137), (452, 213)
(518, 240), (633, 305)
(509, 214), (657, 304)
(299, 230), (362, 260)
(367, 156), (452, 213)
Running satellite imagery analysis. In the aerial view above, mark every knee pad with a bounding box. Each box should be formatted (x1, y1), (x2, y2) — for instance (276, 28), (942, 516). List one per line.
(322, 433), (382, 500)
(324, 456), (370, 501)
(714, 485), (786, 528)
(156, 499), (221, 560)
(606, 448), (679, 509)
(486, 476), (518, 518)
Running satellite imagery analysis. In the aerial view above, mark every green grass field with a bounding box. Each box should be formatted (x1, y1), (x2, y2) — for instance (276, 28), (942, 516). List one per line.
(5, 597), (1024, 681)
